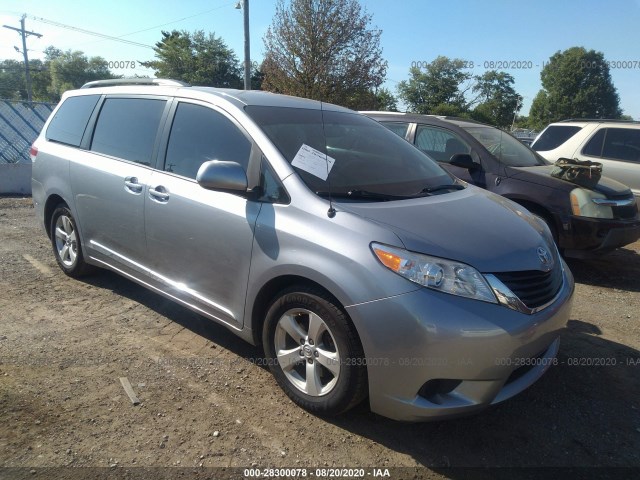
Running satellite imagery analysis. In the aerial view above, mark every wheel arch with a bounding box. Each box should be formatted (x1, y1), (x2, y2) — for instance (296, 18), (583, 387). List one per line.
(44, 194), (68, 238)
(249, 274), (346, 346)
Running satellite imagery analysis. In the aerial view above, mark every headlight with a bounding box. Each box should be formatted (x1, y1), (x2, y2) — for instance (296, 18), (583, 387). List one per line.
(371, 243), (497, 304)
(570, 188), (613, 219)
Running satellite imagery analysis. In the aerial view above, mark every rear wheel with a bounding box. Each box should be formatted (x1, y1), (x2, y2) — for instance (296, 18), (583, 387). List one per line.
(262, 287), (367, 416)
(50, 205), (94, 277)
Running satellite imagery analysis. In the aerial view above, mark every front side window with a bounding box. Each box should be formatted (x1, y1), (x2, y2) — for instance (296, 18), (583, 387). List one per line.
(464, 126), (547, 167)
(601, 128), (640, 163)
(46, 95), (100, 147)
(91, 98), (166, 165)
(415, 125), (471, 163)
(258, 157), (289, 204)
(245, 106), (452, 196)
(164, 103), (252, 179)
(531, 125), (582, 151)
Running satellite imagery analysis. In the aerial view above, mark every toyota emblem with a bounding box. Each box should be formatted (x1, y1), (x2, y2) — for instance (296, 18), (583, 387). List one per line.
(537, 246), (552, 270)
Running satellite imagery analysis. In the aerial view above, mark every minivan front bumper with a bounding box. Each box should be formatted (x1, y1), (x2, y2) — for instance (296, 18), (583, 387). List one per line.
(346, 263), (574, 421)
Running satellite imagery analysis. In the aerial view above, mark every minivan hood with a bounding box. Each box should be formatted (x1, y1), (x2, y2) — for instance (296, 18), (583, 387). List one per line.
(507, 165), (633, 197)
(337, 187), (552, 273)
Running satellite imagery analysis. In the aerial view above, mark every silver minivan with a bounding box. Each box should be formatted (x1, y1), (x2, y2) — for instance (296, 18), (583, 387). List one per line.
(31, 79), (574, 421)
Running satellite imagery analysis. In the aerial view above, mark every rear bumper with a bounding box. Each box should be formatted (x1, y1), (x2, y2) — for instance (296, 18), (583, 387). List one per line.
(345, 263), (574, 421)
(560, 215), (640, 256)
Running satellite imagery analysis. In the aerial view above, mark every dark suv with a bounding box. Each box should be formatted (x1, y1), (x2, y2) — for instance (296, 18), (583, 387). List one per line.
(364, 112), (640, 257)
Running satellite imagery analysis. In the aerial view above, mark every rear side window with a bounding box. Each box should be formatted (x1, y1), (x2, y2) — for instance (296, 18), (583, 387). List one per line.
(164, 102), (251, 179)
(91, 98), (166, 165)
(46, 95), (100, 147)
(415, 125), (470, 162)
(531, 125), (581, 151)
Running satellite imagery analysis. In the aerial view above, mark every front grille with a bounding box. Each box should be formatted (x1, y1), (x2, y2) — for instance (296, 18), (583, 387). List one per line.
(612, 204), (637, 220)
(609, 194), (638, 219)
(492, 267), (563, 309)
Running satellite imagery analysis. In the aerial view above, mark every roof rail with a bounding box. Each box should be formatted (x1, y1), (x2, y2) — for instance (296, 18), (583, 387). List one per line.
(436, 116), (484, 124)
(559, 118), (639, 124)
(81, 78), (191, 89)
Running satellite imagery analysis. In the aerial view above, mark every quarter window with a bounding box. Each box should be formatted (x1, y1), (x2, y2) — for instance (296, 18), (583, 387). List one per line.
(381, 122), (409, 139)
(415, 125), (470, 163)
(531, 125), (581, 151)
(46, 95), (100, 147)
(582, 129), (606, 157)
(164, 103), (252, 180)
(91, 98), (166, 165)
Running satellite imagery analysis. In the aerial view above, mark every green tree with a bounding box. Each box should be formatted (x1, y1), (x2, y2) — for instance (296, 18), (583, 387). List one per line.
(141, 30), (244, 88)
(397, 57), (472, 114)
(374, 87), (398, 111)
(470, 71), (522, 128)
(0, 60), (25, 100)
(48, 50), (117, 100)
(529, 47), (622, 130)
(262, 0), (387, 109)
(512, 115), (530, 129)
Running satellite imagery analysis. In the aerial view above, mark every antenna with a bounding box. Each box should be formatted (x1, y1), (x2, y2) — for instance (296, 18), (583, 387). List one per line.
(319, 99), (336, 218)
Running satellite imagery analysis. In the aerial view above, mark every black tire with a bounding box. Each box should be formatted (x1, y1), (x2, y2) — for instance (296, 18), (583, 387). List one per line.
(50, 204), (95, 277)
(262, 286), (368, 416)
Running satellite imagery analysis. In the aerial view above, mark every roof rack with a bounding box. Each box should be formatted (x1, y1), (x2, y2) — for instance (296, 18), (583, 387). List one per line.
(81, 78), (191, 89)
(559, 118), (639, 124)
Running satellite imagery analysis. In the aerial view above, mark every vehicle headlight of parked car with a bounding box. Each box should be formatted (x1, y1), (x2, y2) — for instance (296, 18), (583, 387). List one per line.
(371, 243), (498, 303)
(570, 188), (614, 219)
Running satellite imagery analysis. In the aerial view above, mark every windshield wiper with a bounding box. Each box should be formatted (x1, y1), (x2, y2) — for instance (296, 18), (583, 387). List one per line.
(420, 184), (465, 194)
(315, 189), (415, 201)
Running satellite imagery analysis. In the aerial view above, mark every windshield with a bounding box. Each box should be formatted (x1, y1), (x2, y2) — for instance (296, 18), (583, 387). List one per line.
(245, 106), (454, 196)
(463, 126), (548, 167)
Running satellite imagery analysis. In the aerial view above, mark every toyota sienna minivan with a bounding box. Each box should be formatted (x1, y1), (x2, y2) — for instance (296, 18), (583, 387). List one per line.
(31, 78), (574, 421)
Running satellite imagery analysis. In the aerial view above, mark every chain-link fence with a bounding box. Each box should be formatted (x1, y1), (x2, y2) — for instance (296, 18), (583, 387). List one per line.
(0, 100), (55, 164)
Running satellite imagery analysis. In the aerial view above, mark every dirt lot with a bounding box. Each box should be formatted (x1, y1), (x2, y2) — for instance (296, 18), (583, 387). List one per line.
(0, 195), (639, 479)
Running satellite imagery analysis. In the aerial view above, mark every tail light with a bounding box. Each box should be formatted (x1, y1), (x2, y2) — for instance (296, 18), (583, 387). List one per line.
(29, 145), (38, 162)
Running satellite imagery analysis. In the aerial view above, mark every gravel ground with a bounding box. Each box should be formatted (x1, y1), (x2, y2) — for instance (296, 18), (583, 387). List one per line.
(0, 195), (639, 479)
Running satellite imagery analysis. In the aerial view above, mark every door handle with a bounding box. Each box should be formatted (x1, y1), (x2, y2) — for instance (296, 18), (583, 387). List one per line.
(149, 186), (170, 202)
(124, 176), (143, 194)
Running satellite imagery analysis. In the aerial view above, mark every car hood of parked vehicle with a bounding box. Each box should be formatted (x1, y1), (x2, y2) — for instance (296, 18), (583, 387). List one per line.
(336, 187), (552, 273)
(506, 165), (633, 198)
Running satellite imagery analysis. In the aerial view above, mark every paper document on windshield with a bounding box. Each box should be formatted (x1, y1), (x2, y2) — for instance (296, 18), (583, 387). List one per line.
(291, 144), (335, 181)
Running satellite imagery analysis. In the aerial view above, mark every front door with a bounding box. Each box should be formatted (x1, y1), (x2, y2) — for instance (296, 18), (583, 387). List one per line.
(144, 101), (261, 328)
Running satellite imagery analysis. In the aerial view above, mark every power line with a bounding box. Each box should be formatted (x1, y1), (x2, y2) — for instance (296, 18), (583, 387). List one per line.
(28, 2), (236, 52)
(29, 16), (154, 49)
(108, 2), (237, 39)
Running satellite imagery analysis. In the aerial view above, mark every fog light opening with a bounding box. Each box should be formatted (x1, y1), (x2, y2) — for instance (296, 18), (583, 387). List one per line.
(418, 379), (462, 404)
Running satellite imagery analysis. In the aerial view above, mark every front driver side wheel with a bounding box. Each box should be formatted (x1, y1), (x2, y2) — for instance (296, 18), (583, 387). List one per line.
(50, 205), (94, 277)
(263, 286), (368, 416)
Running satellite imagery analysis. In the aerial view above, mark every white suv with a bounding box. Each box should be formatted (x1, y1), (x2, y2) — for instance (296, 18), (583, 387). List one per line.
(531, 120), (640, 197)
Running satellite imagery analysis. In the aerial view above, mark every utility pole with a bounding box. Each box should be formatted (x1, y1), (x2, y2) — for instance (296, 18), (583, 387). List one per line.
(3, 15), (42, 103)
(236, 0), (251, 90)
(243, 0), (251, 90)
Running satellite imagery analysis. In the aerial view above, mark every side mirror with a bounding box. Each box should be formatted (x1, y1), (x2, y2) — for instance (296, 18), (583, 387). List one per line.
(196, 161), (248, 192)
(449, 153), (479, 171)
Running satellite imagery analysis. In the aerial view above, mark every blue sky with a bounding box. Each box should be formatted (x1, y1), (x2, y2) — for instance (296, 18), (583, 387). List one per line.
(2, 0), (639, 119)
